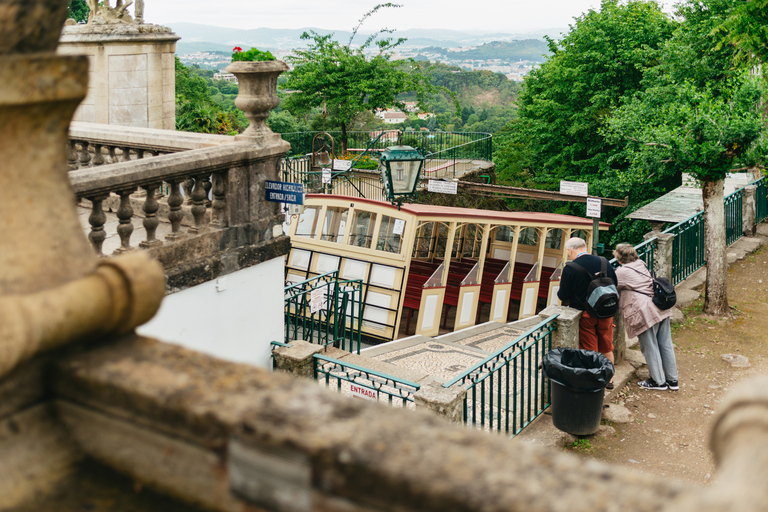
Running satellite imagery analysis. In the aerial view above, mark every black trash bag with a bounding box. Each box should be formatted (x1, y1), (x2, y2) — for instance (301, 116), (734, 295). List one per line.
(542, 348), (614, 393)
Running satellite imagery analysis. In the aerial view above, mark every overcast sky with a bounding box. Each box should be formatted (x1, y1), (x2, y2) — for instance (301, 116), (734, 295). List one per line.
(142, 0), (662, 34)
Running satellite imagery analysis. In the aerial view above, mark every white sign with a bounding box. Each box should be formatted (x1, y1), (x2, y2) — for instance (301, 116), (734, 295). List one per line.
(392, 219), (405, 236)
(333, 159), (352, 171)
(587, 197), (602, 218)
(309, 287), (327, 314)
(560, 180), (589, 197)
(428, 180), (458, 194)
(350, 383), (377, 401)
(321, 168), (332, 184)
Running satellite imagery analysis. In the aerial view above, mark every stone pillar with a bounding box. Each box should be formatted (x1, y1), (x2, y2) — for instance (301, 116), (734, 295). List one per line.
(58, 24), (179, 129)
(272, 340), (324, 378)
(0, 19), (97, 295)
(742, 184), (757, 236)
(538, 305), (581, 350)
(646, 231), (675, 281)
(414, 378), (467, 424)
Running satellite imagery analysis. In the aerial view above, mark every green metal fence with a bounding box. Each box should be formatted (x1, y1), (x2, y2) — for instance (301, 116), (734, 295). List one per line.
(756, 177), (767, 223)
(314, 353), (420, 407)
(724, 189), (744, 246)
(442, 314), (557, 436)
(282, 156), (387, 201)
(281, 130), (493, 161)
(609, 237), (656, 271)
(663, 212), (705, 285)
(285, 270), (363, 354)
(279, 131), (493, 199)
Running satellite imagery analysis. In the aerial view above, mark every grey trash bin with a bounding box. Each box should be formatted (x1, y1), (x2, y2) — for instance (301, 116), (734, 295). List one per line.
(542, 348), (614, 435)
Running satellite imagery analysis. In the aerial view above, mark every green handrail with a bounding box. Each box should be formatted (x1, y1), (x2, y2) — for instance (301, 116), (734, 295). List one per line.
(313, 353), (421, 407)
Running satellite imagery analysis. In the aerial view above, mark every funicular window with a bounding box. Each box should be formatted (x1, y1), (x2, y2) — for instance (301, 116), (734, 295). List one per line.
(377, 216), (406, 254)
(321, 206), (349, 244)
(348, 210), (377, 249)
(545, 229), (562, 249)
(460, 224), (483, 258)
(495, 225), (513, 242)
(518, 227), (539, 246)
(295, 206), (321, 238)
(433, 222), (450, 258)
(573, 229), (588, 241)
(412, 221), (435, 259)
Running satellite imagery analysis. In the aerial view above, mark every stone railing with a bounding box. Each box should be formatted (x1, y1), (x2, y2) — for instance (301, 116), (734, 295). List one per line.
(67, 121), (233, 170)
(68, 127), (290, 291)
(44, 334), (768, 512)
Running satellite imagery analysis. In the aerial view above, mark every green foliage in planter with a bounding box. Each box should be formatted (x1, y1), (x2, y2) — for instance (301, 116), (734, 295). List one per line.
(231, 47), (276, 62)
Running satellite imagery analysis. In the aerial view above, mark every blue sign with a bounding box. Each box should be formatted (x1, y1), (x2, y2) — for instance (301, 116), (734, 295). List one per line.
(265, 181), (304, 204)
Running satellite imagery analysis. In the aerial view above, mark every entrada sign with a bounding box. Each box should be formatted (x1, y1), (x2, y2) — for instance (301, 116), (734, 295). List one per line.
(265, 181), (304, 204)
(350, 383), (377, 401)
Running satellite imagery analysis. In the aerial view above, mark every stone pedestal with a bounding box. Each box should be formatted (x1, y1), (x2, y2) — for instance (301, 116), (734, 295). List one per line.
(58, 24), (179, 129)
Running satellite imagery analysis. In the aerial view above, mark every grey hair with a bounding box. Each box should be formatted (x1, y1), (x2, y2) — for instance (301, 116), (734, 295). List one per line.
(613, 243), (638, 264)
(565, 237), (587, 252)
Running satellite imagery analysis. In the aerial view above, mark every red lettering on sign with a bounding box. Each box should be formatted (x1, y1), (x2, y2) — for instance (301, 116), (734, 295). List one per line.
(350, 384), (376, 401)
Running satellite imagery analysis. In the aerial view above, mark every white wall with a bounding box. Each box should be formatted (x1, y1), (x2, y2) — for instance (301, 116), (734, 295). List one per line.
(138, 257), (284, 368)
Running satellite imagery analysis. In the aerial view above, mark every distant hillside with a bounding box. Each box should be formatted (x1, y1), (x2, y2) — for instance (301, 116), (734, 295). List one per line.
(168, 22), (561, 52)
(448, 40), (550, 62)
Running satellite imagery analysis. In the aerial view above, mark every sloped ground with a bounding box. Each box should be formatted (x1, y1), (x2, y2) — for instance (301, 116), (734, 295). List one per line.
(566, 244), (768, 486)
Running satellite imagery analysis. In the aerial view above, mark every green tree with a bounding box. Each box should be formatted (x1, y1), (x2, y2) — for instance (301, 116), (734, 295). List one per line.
(495, 0), (676, 235)
(175, 58), (246, 135)
(603, 0), (768, 316)
(67, 0), (89, 23)
(713, 0), (768, 70)
(283, 4), (448, 152)
(608, 76), (766, 316)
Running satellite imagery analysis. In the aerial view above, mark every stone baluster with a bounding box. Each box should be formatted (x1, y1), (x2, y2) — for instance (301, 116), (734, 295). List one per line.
(201, 175), (213, 207)
(139, 183), (163, 248)
(87, 194), (109, 256)
(211, 171), (227, 228)
(92, 144), (104, 166)
(182, 178), (194, 205)
(108, 146), (117, 165)
(68, 140), (78, 170)
(114, 188), (136, 253)
(188, 175), (209, 234)
(121, 147), (132, 163)
(77, 140), (91, 168)
(165, 179), (185, 241)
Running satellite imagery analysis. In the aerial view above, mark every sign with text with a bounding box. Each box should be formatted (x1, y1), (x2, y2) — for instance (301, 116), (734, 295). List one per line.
(333, 159), (352, 171)
(392, 219), (406, 236)
(322, 168), (332, 184)
(350, 383), (377, 401)
(586, 197), (602, 218)
(428, 179), (458, 195)
(560, 180), (589, 197)
(309, 287), (327, 314)
(265, 181), (304, 205)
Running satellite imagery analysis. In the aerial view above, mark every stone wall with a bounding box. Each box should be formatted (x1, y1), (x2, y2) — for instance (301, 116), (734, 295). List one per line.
(45, 335), (768, 512)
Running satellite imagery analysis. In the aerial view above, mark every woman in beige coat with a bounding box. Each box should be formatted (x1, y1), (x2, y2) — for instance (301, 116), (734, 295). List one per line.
(613, 244), (678, 391)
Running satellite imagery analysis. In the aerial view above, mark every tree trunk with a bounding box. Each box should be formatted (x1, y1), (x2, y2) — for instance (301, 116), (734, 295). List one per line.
(702, 179), (730, 316)
(340, 122), (348, 155)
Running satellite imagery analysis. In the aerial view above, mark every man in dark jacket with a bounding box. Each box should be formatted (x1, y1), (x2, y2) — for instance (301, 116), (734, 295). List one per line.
(557, 237), (617, 386)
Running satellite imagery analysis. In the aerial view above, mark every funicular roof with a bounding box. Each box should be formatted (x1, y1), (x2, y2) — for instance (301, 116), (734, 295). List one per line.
(306, 194), (610, 228)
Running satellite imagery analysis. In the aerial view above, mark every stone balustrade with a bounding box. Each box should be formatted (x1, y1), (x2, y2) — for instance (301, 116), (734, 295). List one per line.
(69, 130), (290, 292)
(67, 121), (234, 170)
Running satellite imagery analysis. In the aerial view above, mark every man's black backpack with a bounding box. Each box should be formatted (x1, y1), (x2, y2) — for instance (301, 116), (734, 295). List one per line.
(566, 257), (620, 319)
(626, 266), (677, 310)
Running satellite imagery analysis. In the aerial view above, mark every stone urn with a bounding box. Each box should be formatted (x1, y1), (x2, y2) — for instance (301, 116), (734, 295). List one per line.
(225, 60), (289, 145)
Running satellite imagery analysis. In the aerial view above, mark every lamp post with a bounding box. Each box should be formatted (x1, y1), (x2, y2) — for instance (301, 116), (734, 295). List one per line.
(379, 145), (425, 208)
